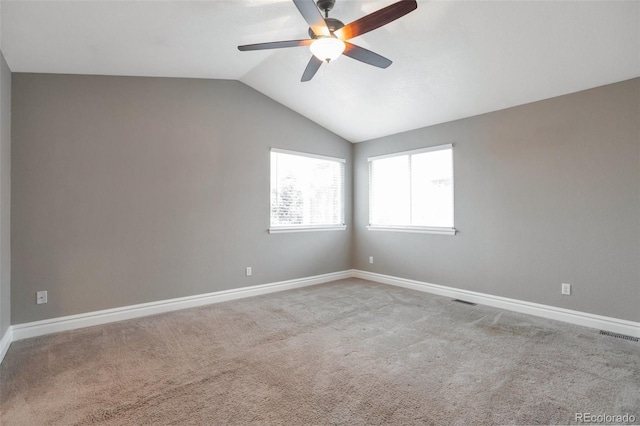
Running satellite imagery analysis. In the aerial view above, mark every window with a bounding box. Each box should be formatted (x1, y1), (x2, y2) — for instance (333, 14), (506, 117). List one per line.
(368, 144), (455, 235)
(270, 149), (346, 233)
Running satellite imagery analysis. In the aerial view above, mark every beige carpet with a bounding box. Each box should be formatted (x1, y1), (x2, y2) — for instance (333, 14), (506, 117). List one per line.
(1, 278), (639, 425)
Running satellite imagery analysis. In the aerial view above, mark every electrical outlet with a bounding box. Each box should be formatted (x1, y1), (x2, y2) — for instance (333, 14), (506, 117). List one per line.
(36, 291), (48, 304)
(246, 267), (252, 277)
(561, 283), (571, 295)
(369, 256), (374, 264)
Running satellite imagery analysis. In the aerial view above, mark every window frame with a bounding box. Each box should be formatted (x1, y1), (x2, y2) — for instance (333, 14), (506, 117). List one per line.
(367, 143), (456, 235)
(269, 148), (347, 234)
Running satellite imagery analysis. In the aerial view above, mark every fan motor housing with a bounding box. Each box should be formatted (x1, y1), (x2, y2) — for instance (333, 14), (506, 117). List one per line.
(308, 17), (344, 38)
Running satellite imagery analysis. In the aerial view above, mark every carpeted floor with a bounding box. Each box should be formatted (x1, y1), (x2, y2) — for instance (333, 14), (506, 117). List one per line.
(1, 278), (639, 425)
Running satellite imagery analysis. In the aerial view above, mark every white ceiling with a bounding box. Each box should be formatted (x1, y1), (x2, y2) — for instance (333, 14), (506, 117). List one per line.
(2, 0), (639, 142)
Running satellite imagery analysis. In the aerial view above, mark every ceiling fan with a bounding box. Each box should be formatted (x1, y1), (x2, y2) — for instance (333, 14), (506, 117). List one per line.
(237, 0), (418, 82)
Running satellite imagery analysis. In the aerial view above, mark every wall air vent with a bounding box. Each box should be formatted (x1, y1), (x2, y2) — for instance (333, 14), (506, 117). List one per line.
(452, 299), (477, 306)
(599, 330), (639, 342)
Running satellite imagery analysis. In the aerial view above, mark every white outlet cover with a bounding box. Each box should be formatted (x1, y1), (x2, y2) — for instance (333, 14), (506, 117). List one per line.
(561, 283), (571, 295)
(36, 291), (48, 304)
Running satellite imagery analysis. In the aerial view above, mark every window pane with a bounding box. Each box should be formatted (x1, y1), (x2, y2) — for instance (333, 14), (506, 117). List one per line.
(271, 151), (344, 227)
(369, 155), (410, 226)
(309, 160), (343, 225)
(411, 149), (454, 227)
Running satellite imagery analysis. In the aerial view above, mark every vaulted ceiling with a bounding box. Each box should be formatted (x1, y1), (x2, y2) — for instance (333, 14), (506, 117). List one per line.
(2, 1), (639, 142)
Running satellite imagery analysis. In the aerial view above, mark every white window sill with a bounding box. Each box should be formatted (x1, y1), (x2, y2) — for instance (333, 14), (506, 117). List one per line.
(367, 225), (456, 235)
(269, 225), (347, 234)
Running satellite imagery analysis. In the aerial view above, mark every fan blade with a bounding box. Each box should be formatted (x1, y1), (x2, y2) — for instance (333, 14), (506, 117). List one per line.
(301, 56), (323, 82)
(293, 0), (330, 37)
(343, 42), (392, 68)
(334, 0), (417, 40)
(238, 39), (313, 51)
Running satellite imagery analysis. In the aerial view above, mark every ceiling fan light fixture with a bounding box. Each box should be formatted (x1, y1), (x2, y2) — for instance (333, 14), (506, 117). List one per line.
(237, 0), (418, 81)
(310, 36), (345, 63)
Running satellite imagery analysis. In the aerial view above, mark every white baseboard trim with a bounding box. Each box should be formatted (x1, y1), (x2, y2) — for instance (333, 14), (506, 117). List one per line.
(352, 270), (640, 338)
(10, 270), (352, 343)
(3, 269), (637, 365)
(0, 326), (12, 364)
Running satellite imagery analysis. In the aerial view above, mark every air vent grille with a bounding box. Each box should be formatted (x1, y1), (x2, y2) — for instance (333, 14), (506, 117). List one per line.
(599, 330), (639, 342)
(452, 299), (477, 306)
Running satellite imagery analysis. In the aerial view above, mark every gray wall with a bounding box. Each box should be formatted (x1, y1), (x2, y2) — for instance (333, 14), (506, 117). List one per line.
(12, 74), (352, 324)
(10, 73), (639, 326)
(0, 52), (10, 337)
(354, 78), (640, 322)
